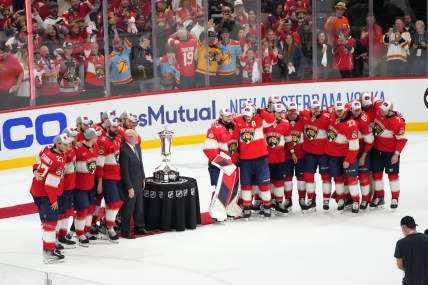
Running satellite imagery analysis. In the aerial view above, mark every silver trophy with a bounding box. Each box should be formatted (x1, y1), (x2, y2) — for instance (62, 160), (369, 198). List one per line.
(153, 126), (179, 182)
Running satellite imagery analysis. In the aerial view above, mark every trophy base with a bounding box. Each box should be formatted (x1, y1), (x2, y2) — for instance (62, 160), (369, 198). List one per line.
(153, 170), (180, 183)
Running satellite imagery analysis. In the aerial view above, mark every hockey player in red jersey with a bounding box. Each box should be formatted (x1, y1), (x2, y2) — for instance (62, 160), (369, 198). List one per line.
(370, 101), (407, 210)
(300, 99), (331, 211)
(325, 101), (360, 213)
(349, 101), (374, 210)
(203, 107), (240, 221)
(30, 134), (74, 264)
(93, 110), (117, 136)
(284, 102), (308, 211)
(118, 111), (140, 144)
(359, 92), (383, 123)
(75, 115), (93, 142)
(234, 104), (275, 219)
(263, 103), (294, 215)
(73, 128), (101, 246)
(95, 118), (124, 241)
(57, 127), (80, 249)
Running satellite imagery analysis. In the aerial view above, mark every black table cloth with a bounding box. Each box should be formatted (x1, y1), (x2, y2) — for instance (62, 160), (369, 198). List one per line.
(143, 176), (201, 231)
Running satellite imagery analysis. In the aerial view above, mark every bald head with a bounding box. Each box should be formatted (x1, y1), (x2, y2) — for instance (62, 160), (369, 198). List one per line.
(124, 129), (138, 145)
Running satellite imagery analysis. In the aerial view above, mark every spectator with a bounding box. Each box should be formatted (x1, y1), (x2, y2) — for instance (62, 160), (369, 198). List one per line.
(131, 33), (154, 92)
(43, 1), (68, 35)
(57, 41), (81, 100)
(15, 43), (30, 107)
(0, 41), (24, 110)
(215, 5), (243, 41)
(324, 1), (349, 46)
(382, 17), (411, 77)
(260, 40), (277, 83)
(315, 31), (333, 79)
(403, 14), (416, 37)
(65, 22), (86, 56)
(190, 11), (204, 40)
(195, 27), (223, 87)
(394, 216), (428, 285)
(83, 42), (105, 98)
(37, 45), (60, 105)
(232, 0), (248, 26)
(112, 0), (137, 32)
(409, 20), (427, 76)
(62, 0), (100, 29)
(216, 28), (242, 85)
(107, 12), (126, 50)
(246, 9), (265, 40)
(359, 15), (387, 76)
(275, 18), (301, 47)
(156, 46), (180, 90)
(175, 0), (197, 28)
(239, 47), (261, 84)
(154, 0), (175, 57)
(296, 11), (311, 58)
(333, 24), (355, 78)
(265, 3), (284, 31)
(168, 28), (197, 89)
(41, 25), (64, 57)
(110, 37), (134, 95)
(264, 28), (277, 51)
(278, 32), (303, 80)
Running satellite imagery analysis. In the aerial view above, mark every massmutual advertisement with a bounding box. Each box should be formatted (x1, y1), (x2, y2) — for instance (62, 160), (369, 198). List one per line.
(0, 78), (427, 168)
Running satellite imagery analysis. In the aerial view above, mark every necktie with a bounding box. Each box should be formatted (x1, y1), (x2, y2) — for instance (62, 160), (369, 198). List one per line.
(133, 145), (140, 161)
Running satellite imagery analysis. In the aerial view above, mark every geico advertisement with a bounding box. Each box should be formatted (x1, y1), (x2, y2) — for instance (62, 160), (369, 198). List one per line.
(0, 78), (427, 160)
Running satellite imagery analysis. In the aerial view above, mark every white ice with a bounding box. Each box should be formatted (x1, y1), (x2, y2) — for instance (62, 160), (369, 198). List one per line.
(0, 132), (427, 285)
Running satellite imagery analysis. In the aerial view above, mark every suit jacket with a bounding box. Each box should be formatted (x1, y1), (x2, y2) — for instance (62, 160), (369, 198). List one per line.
(120, 143), (145, 193)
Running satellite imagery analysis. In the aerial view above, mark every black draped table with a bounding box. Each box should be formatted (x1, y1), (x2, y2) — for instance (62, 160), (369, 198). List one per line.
(143, 176), (201, 231)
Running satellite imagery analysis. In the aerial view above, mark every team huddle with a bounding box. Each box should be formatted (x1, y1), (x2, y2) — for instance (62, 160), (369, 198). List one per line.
(203, 93), (407, 221)
(30, 111), (141, 264)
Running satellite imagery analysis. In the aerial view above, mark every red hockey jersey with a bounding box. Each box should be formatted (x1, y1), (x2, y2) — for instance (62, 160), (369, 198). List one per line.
(285, 115), (305, 159)
(373, 112), (407, 153)
(30, 147), (66, 204)
(264, 119), (293, 164)
(63, 148), (76, 191)
(325, 113), (359, 164)
(234, 109), (275, 160)
(203, 121), (240, 164)
(75, 142), (99, 191)
(96, 135), (121, 181)
(300, 109), (330, 155)
(354, 111), (374, 153)
(168, 35), (197, 77)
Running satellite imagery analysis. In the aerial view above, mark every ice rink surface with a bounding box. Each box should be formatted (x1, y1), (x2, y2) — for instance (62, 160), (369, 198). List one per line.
(0, 132), (427, 285)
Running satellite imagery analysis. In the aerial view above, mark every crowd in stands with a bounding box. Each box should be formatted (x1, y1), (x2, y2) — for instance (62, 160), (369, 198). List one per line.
(0, 0), (427, 110)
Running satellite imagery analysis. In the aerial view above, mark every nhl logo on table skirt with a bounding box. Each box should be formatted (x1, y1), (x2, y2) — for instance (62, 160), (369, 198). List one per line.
(176, 190), (183, 198)
(143, 190), (150, 198)
(191, 187), (195, 196)
(183, 189), (188, 196)
(150, 191), (156, 198)
(158, 191), (163, 199)
(168, 191), (174, 199)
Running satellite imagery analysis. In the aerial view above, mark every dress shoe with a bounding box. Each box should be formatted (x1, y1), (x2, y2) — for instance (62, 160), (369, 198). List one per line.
(134, 229), (154, 235)
(121, 232), (136, 239)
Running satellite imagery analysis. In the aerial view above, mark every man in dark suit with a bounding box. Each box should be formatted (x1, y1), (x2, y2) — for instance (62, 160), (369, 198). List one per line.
(119, 129), (153, 239)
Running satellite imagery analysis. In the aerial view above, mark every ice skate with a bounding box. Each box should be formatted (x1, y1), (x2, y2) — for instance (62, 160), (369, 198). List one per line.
(43, 249), (65, 264)
(360, 201), (369, 211)
(275, 202), (289, 217)
(303, 199), (316, 213)
(283, 198), (292, 212)
(337, 199), (345, 213)
(390, 199), (399, 211)
(351, 202), (360, 214)
(78, 235), (90, 247)
(243, 206), (252, 221)
(369, 196), (385, 210)
(107, 228), (119, 243)
(323, 199), (330, 211)
(299, 198), (309, 211)
(263, 206), (272, 219)
(58, 235), (76, 249)
(251, 200), (262, 211)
